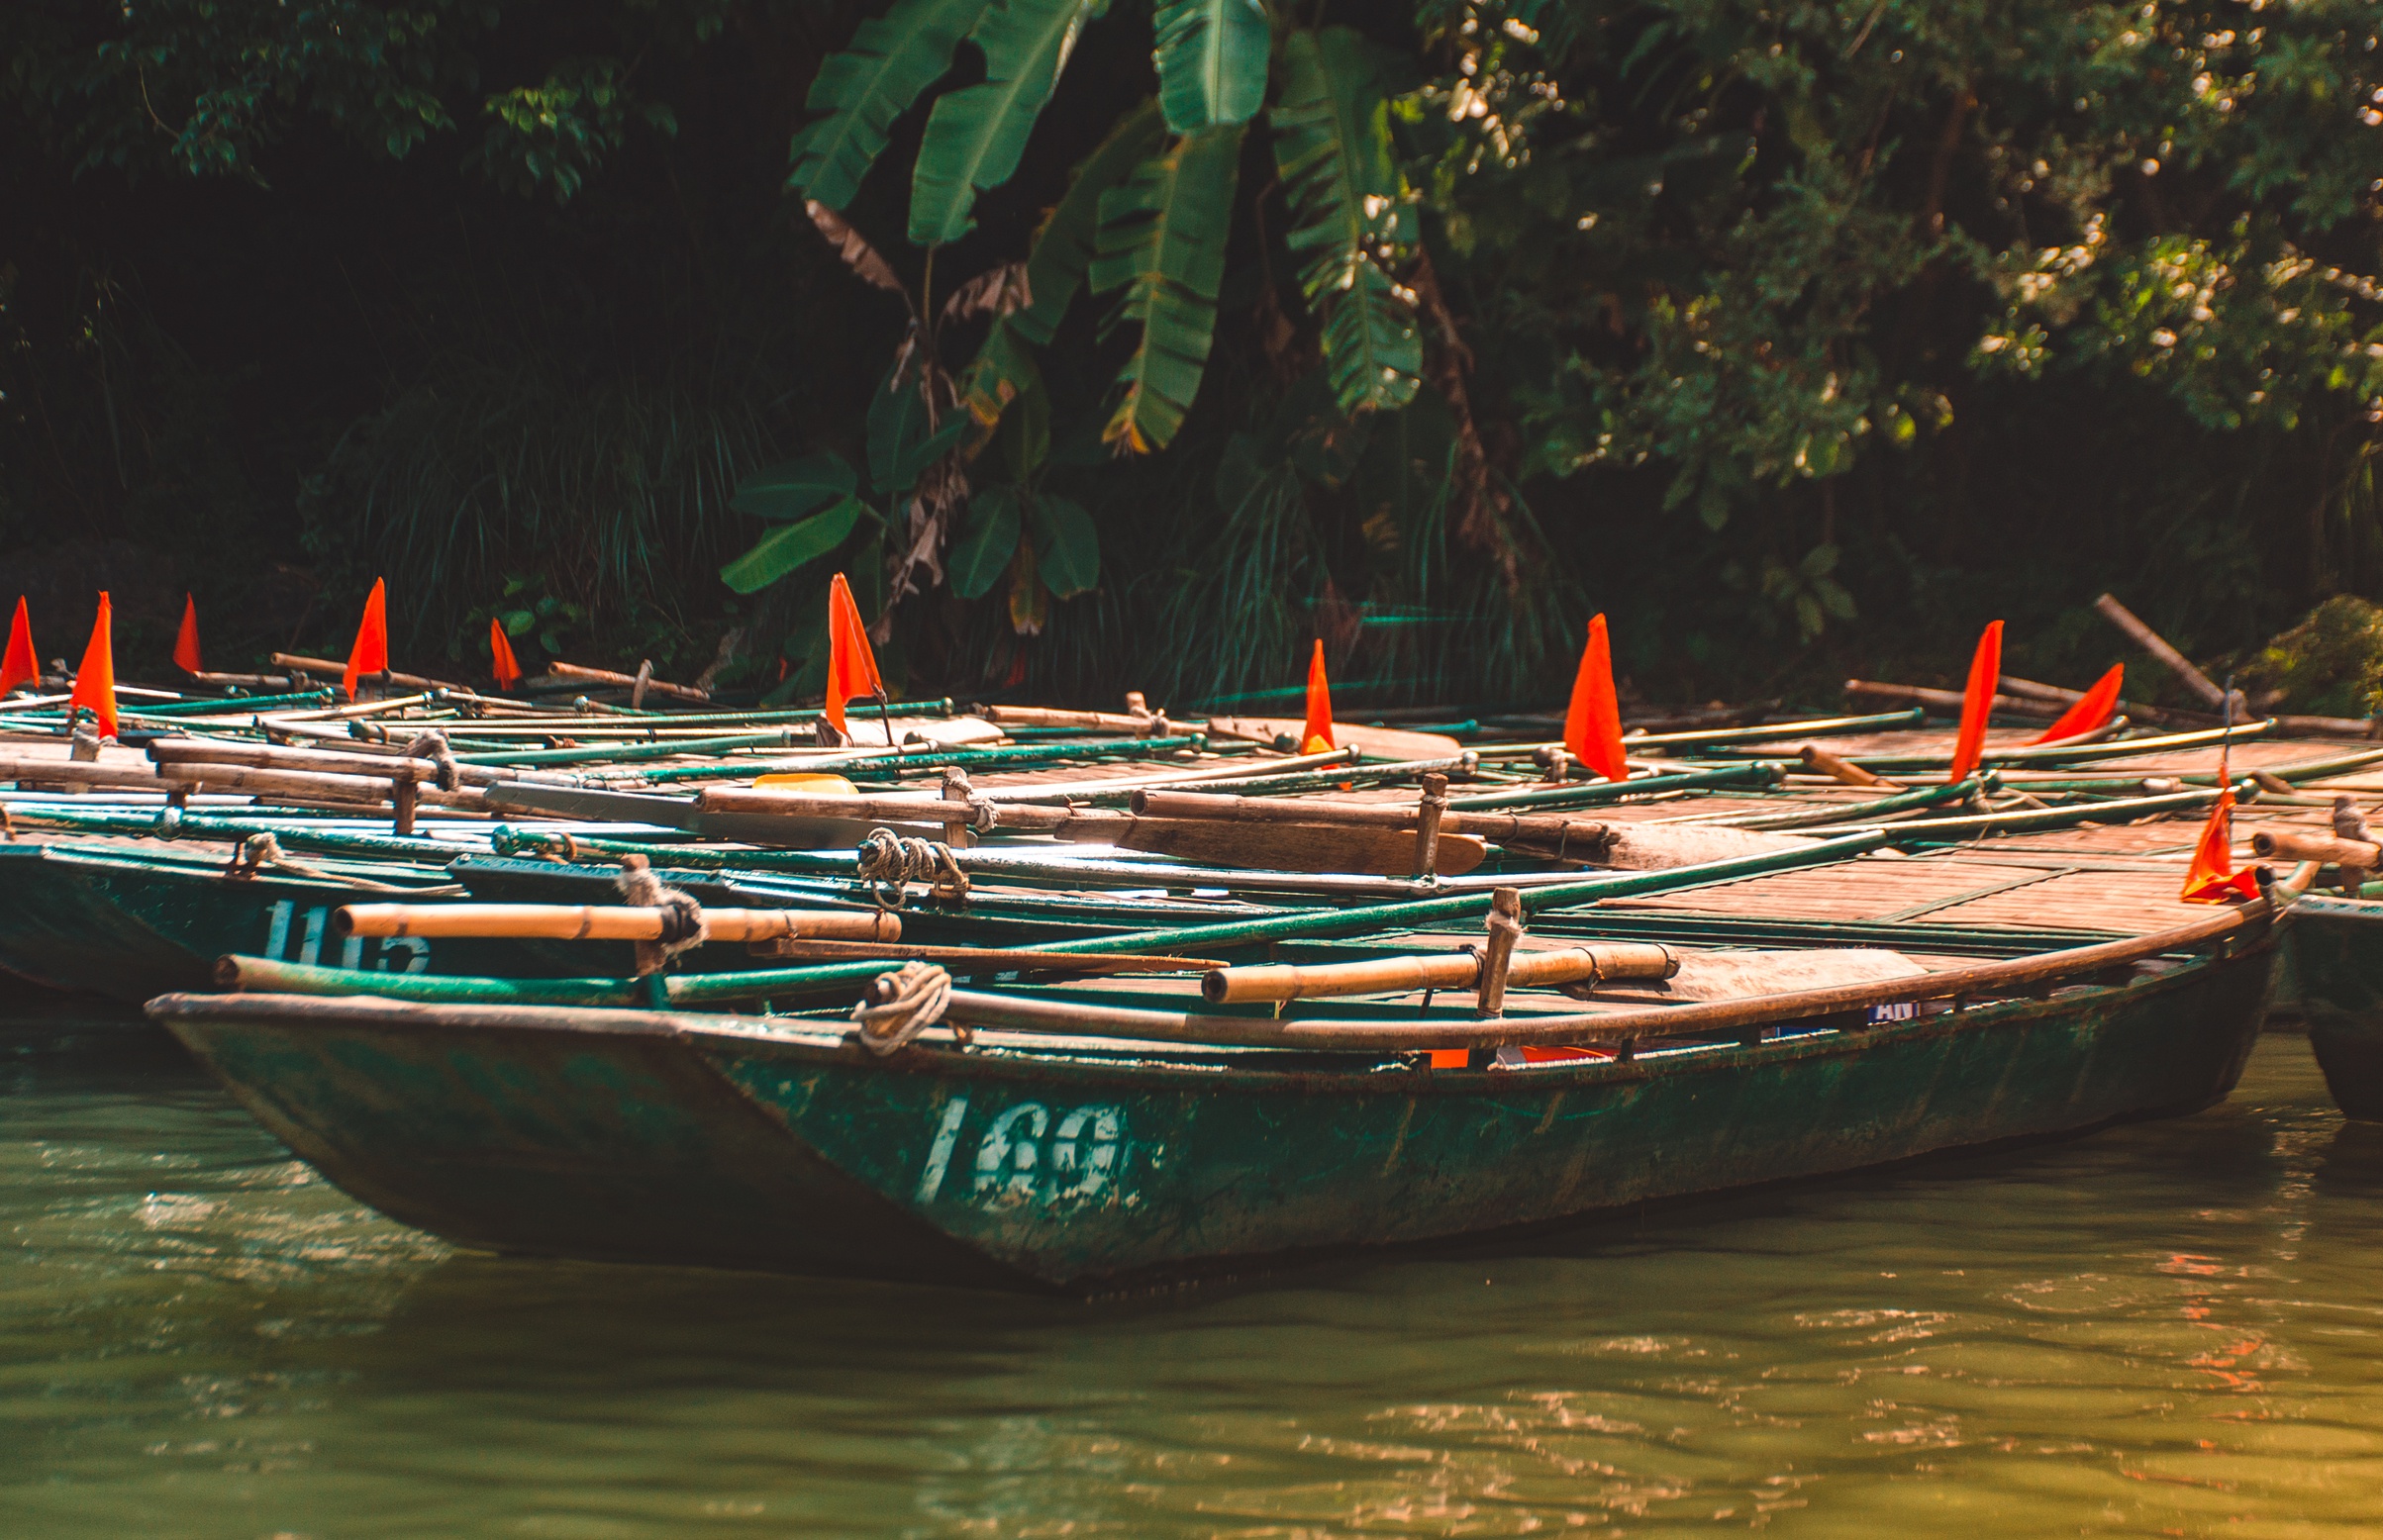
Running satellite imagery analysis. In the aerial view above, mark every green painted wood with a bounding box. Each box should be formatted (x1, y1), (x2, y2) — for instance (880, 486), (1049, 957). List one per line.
(2274, 895), (2383, 1120)
(149, 932), (2277, 1289)
(1449, 763), (1786, 812)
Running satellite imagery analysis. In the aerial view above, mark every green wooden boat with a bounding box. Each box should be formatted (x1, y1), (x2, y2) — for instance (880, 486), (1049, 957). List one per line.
(149, 902), (2282, 1291)
(2268, 895), (2383, 1119)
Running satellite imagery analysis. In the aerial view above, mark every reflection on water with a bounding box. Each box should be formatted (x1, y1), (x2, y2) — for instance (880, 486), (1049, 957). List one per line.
(3, 995), (2381, 1536)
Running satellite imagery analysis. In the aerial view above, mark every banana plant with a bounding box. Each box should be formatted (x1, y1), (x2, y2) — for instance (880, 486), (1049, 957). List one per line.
(790, 4), (1422, 433)
(782, 0), (1425, 603)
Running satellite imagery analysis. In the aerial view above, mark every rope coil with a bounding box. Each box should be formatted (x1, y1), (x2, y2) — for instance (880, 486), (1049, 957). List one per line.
(855, 826), (970, 908)
(850, 962), (963, 1055)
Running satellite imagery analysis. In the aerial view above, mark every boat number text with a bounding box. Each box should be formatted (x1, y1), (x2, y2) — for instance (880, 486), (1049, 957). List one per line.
(263, 901), (431, 974)
(914, 1097), (1129, 1209)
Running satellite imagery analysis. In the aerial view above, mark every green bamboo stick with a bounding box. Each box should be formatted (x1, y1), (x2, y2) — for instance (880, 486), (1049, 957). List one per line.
(456, 729), (818, 767)
(625, 734), (1209, 785)
(1449, 762), (1786, 811)
(1802, 780), (2254, 840)
(1706, 775), (1986, 830)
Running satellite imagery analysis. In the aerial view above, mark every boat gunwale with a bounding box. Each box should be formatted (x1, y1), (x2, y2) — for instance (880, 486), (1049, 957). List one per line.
(146, 916), (2275, 1098)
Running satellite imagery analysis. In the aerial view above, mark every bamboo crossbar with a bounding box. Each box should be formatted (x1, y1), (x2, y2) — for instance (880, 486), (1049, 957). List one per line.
(1204, 941), (1677, 1005)
(2250, 828), (2382, 867)
(154, 762), (489, 808)
(334, 904), (901, 942)
(149, 740), (513, 787)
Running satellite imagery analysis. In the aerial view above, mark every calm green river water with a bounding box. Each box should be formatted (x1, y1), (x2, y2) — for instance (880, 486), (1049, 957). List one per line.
(4, 999), (2381, 1537)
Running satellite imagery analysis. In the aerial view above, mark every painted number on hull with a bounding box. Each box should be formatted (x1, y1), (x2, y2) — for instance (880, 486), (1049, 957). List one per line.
(913, 1097), (1129, 1209)
(263, 901), (431, 973)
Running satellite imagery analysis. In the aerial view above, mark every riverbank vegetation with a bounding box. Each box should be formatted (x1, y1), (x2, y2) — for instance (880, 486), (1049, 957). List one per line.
(4, 0), (2378, 709)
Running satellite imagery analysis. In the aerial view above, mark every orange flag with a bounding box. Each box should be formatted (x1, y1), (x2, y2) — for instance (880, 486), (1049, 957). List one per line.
(68, 592), (117, 739)
(343, 578), (389, 702)
(1301, 640), (1336, 753)
(823, 572), (883, 736)
(0, 599), (36, 696)
(2031, 663), (2123, 744)
(1946, 620), (2004, 784)
(1562, 614), (1630, 782)
(2181, 785), (2261, 903)
(172, 594), (203, 675)
(489, 618), (524, 690)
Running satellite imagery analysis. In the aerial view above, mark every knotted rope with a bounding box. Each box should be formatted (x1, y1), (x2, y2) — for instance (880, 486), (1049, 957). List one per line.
(939, 766), (1000, 832)
(855, 826), (970, 908)
(492, 825), (588, 863)
(850, 962), (964, 1055)
(222, 831), (456, 894)
(402, 729), (461, 792)
(615, 853), (707, 974)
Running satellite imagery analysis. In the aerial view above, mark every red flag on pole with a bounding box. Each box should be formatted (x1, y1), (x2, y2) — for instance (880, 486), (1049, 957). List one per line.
(0, 599), (36, 697)
(1300, 640), (1336, 753)
(172, 594), (203, 675)
(2181, 785), (2261, 903)
(343, 579), (388, 702)
(68, 592), (117, 739)
(2030, 663), (2123, 744)
(489, 618), (524, 690)
(1562, 614), (1630, 782)
(1946, 620), (2004, 783)
(823, 573), (883, 737)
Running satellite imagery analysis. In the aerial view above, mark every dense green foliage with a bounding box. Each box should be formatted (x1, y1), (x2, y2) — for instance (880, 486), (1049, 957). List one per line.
(3, 0), (2379, 706)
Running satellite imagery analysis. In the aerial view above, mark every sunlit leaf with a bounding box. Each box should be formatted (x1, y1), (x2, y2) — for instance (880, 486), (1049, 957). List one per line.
(911, 0), (1101, 246)
(1152, 0), (1269, 133)
(719, 497), (865, 594)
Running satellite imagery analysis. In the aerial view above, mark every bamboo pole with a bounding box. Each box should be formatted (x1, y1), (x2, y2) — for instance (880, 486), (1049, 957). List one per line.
(270, 654), (476, 695)
(1843, 679), (2059, 719)
(1447, 762), (1785, 811)
(1202, 940), (1676, 1005)
(154, 762), (489, 808)
(2093, 595), (2237, 713)
(334, 904), (900, 942)
(149, 740), (515, 787)
(2248, 828), (2382, 867)
(1801, 744), (1899, 787)
(546, 660), (710, 704)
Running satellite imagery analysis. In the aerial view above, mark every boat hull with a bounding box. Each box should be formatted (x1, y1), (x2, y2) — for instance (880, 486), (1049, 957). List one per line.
(2274, 896), (2383, 1119)
(151, 930), (2279, 1290)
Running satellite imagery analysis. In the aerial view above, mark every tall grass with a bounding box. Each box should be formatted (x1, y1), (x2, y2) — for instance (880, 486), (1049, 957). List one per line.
(302, 354), (782, 668)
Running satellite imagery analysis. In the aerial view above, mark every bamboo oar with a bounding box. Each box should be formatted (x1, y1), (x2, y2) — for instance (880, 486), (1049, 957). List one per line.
(1203, 941), (1677, 1005)
(335, 903), (899, 942)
